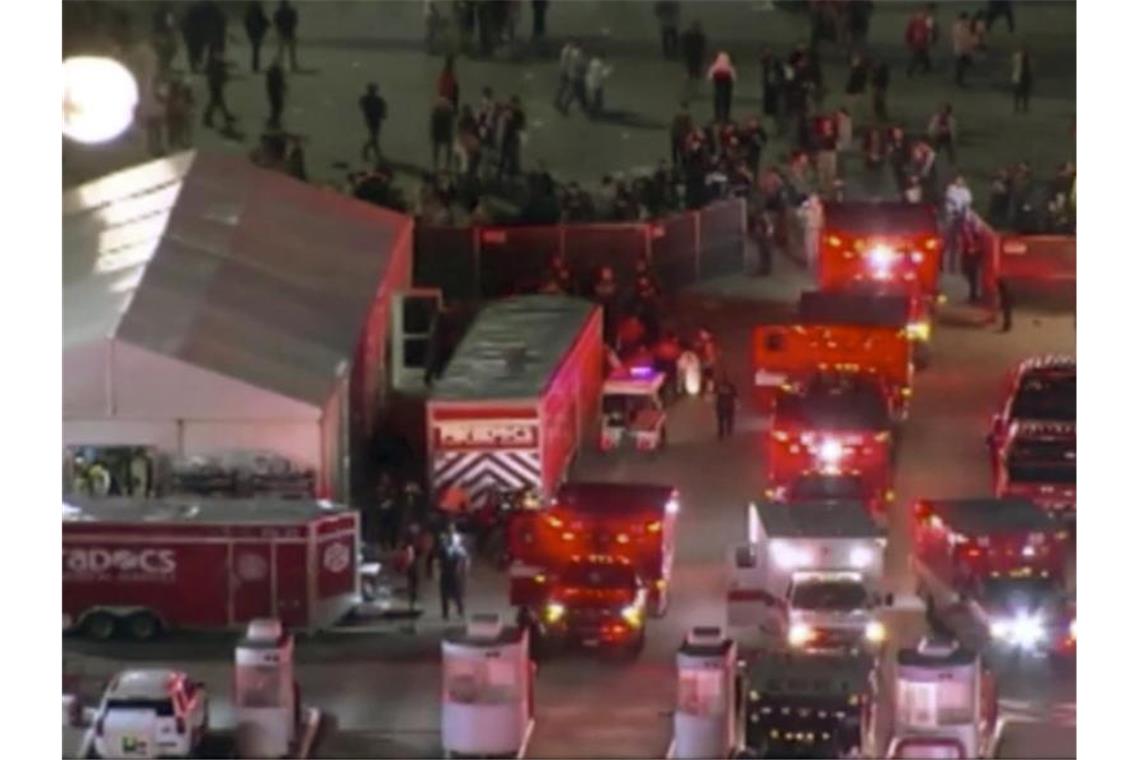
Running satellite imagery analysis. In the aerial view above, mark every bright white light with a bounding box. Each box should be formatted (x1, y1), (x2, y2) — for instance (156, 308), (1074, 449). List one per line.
(819, 438), (843, 466)
(63, 56), (138, 144)
(849, 546), (875, 569)
(864, 620), (886, 644)
(991, 613), (1045, 648)
(788, 622), (813, 647)
(868, 245), (895, 270)
(1021, 545), (1036, 558)
(665, 498), (680, 515)
(1069, 619), (1076, 640)
(772, 541), (808, 570)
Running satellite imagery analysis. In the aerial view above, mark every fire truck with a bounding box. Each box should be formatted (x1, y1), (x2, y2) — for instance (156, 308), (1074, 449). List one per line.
(752, 320), (913, 420)
(988, 356), (1076, 516)
(799, 287), (932, 370)
(600, 365), (668, 452)
(765, 374), (894, 519)
(742, 648), (877, 758)
(727, 501), (890, 654)
(818, 202), (942, 303)
(532, 555), (649, 656)
(869, 636), (1002, 760)
(509, 483), (679, 639)
(910, 498), (1073, 657)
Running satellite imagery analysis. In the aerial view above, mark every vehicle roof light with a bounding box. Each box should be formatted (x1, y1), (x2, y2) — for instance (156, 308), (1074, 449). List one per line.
(630, 365), (654, 378)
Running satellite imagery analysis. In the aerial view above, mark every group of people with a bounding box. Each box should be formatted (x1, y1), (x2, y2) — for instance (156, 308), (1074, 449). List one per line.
(988, 161), (1077, 235)
(427, 0), (551, 58)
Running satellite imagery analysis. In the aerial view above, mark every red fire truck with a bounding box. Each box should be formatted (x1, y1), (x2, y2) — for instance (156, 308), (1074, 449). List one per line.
(533, 555), (649, 656)
(752, 321), (913, 419)
(910, 498), (1073, 658)
(63, 498), (359, 640)
(819, 202), (942, 302)
(426, 296), (605, 507)
(799, 287), (932, 369)
(993, 422), (1076, 518)
(508, 482), (680, 628)
(987, 356), (1075, 451)
(765, 375), (894, 518)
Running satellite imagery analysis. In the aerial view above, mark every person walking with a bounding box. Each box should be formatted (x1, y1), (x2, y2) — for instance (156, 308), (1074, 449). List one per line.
(498, 95), (526, 178)
(265, 59), (286, 129)
(870, 60), (890, 122)
(202, 51), (236, 131)
(359, 83), (388, 162)
(430, 97), (455, 171)
(996, 277), (1013, 332)
(760, 49), (783, 127)
(531, 0), (548, 41)
(655, 1), (681, 60)
(554, 40), (580, 113)
(905, 9), (933, 77)
(815, 113), (839, 194)
(1012, 47), (1033, 113)
(943, 174), (973, 273)
(951, 11), (974, 87)
(180, 4), (208, 73)
(680, 21), (706, 82)
(400, 537), (419, 611)
(987, 0), (1015, 33)
(707, 51), (737, 123)
(438, 529), (469, 620)
(714, 375), (738, 440)
(273, 0), (299, 71)
(669, 102), (693, 167)
(585, 52), (612, 117)
(244, 2), (270, 72)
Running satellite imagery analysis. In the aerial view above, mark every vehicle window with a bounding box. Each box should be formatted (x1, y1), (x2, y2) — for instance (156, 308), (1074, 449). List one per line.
(790, 475), (865, 500)
(1010, 375), (1076, 422)
(790, 580), (868, 610)
(106, 699), (175, 716)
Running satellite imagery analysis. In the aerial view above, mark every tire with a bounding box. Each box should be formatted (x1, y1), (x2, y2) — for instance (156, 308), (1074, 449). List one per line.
(125, 611), (162, 642)
(83, 611), (118, 641)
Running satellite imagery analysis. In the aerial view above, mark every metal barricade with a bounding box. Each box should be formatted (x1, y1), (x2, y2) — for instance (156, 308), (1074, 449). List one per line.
(650, 213), (699, 291)
(564, 223), (650, 286)
(697, 200), (748, 279)
(476, 226), (561, 299)
(413, 226), (479, 300)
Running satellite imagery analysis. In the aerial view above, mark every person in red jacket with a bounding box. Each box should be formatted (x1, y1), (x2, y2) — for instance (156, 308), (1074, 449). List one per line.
(905, 10), (933, 77)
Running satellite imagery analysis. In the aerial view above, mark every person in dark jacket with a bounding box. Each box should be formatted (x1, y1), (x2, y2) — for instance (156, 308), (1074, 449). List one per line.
(437, 54), (460, 110)
(679, 21), (706, 81)
(871, 60), (890, 122)
(265, 60), (286, 128)
(655, 1), (681, 59)
(996, 277), (1013, 332)
(202, 52), (236, 130)
(760, 50), (783, 125)
(498, 95), (526, 180)
(273, 0), (299, 71)
(360, 83), (388, 162)
(438, 529), (469, 620)
(531, 0), (549, 40)
(1012, 47), (1033, 113)
(714, 375), (737, 439)
(243, 2), (270, 71)
(180, 2), (208, 72)
(430, 97), (455, 171)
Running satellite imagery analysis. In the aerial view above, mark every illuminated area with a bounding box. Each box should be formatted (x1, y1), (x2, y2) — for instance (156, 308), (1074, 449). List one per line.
(62, 56), (138, 144)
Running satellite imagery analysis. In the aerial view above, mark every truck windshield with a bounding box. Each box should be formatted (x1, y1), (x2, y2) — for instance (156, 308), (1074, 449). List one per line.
(1007, 440), (1075, 484)
(1007, 463), (1075, 485)
(980, 578), (1062, 614)
(1011, 374), (1076, 422)
(790, 580), (868, 611)
(790, 474), (866, 501)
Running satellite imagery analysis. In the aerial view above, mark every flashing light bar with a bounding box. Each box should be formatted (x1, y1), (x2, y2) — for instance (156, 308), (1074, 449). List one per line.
(630, 365), (655, 379)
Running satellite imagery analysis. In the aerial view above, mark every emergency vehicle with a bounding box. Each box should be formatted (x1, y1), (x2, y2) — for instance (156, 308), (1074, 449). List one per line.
(742, 648), (876, 758)
(92, 669), (210, 760)
(799, 287), (932, 369)
(752, 320), (912, 420)
(427, 296), (605, 507)
(509, 482), (679, 623)
(818, 202), (942, 303)
(727, 501), (890, 654)
(993, 422), (1076, 519)
(910, 498), (1073, 655)
(988, 357), (1076, 515)
(777, 473), (889, 518)
(869, 637), (1002, 760)
(535, 555), (649, 655)
(765, 374), (894, 518)
(600, 365), (668, 452)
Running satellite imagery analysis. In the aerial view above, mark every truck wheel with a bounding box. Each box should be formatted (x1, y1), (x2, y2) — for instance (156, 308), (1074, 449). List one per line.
(125, 611), (162, 642)
(83, 611), (118, 641)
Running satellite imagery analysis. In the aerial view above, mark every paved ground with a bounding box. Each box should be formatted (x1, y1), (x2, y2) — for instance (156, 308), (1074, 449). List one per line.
(62, 250), (1075, 759)
(65, 1), (1075, 205)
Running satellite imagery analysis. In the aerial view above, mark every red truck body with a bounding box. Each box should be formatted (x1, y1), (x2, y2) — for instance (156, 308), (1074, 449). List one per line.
(63, 499), (359, 634)
(994, 422), (1076, 516)
(819, 202), (942, 299)
(427, 296), (604, 506)
(508, 482), (678, 615)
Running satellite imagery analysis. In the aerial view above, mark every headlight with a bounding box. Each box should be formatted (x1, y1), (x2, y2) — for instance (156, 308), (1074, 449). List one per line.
(849, 546), (874, 569)
(991, 613), (1045, 647)
(864, 620), (886, 644)
(906, 321), (931, 342)
(1069, 619), (1077, 641)
(818, 438), (843, 466)
(788, 623), (814, 647)
(621, 604), (643, 627)
(544, 602), (566, 623)
(665, 498), (680, 515)
(868, 245), (895, 269)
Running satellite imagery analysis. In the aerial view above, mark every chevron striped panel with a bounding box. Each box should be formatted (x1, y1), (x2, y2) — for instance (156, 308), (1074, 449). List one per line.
(432, 449), (542, 506)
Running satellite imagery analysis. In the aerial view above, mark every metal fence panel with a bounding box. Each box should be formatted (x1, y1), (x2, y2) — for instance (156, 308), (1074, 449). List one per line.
(697, 199), (747, 279)
(413, 226), (478, 300)
(564, 224), (648, 288)
(650, 213), (698, 291)
(476, 226), (561, 299)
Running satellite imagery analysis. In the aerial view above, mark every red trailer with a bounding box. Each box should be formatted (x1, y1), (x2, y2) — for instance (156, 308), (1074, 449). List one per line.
(63, 498), (359, 640)
(427, 296), (605, 506)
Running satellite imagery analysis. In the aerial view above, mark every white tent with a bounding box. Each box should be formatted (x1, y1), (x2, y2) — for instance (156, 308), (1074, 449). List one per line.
(63, 151), (413, 499)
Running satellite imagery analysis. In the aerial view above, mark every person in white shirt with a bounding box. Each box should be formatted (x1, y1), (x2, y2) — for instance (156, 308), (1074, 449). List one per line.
(943, 175), (973, 272)
(586, 53), (612, 117)
(555, 40), (581, 113)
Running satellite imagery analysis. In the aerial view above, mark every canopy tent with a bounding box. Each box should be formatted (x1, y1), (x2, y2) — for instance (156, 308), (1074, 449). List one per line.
(63, 151), (413, 498)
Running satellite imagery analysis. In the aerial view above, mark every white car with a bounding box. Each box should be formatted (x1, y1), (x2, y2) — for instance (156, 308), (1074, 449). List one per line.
(93, 669), (208, 759)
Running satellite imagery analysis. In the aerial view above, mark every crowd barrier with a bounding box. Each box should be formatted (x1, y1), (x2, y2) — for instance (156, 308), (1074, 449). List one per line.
(974, 214), (1076, 311)
(412, 199), (748, 301)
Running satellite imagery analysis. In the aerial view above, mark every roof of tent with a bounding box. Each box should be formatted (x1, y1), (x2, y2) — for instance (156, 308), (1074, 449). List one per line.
(63, 151), (412, 406)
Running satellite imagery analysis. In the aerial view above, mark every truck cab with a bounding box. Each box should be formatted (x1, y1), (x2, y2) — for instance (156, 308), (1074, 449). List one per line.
(767, 374), (894, 519)
(600, 366), (668, 452)
(786, 570), (889, 654)
(994, 422), (1076, 518)
(537, 555), (648, 656)
(742, 649), (877, 758)
(509, 482), (679, 617)
(987, 355), (1076, 458)
(875, 637), (1001, 760)
(799, 287), (932, 370)
(968, 576), (1075, 658)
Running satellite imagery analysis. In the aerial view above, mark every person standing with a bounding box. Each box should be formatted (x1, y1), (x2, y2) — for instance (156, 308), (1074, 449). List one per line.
(996, 277), (1013, 332)
(655, 1), (681, 60)
(570, 49), (590, 114)
(498, 95), (526, 178)
(760, 49), (783, 127)
(961, 219), (984, 304)
(1012, 47), (1033, 113)
(815, 113), (839, 194)
(151, 7), (179, 77)
(244, 2), (270, 72)
(844, 52), (869, 115)
(951, 11), (974, 87)
(987, 0), (1015, 33)
(202, 51), (236, 131)
(430, 97), (455, 171)
(273, 0), (299, 72)
(680, 21), (706, 82)
(714, 376), (738, 440)
(531, 0), (548, 41)
(437, 54), (460, 110)
(265, 59), (286, 128)
(585, 53), (612, 117)
(438, 529), (469, 620)
(943, 174), (973, 273)
(359, 83), (388, 162)
(554, 39), (581, 113)
(707, 51), (737, 123)
(927, 103), (957, 165)
(669, 102), (693, 167)
(400, 538), (419, 611)
(871, 59), (890, 122)
(180, 4), (208, 73)
(905, 9), (933, 77)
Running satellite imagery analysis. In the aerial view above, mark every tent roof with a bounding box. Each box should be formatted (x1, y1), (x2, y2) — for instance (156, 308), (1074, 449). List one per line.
(63, 151), (412, 407)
